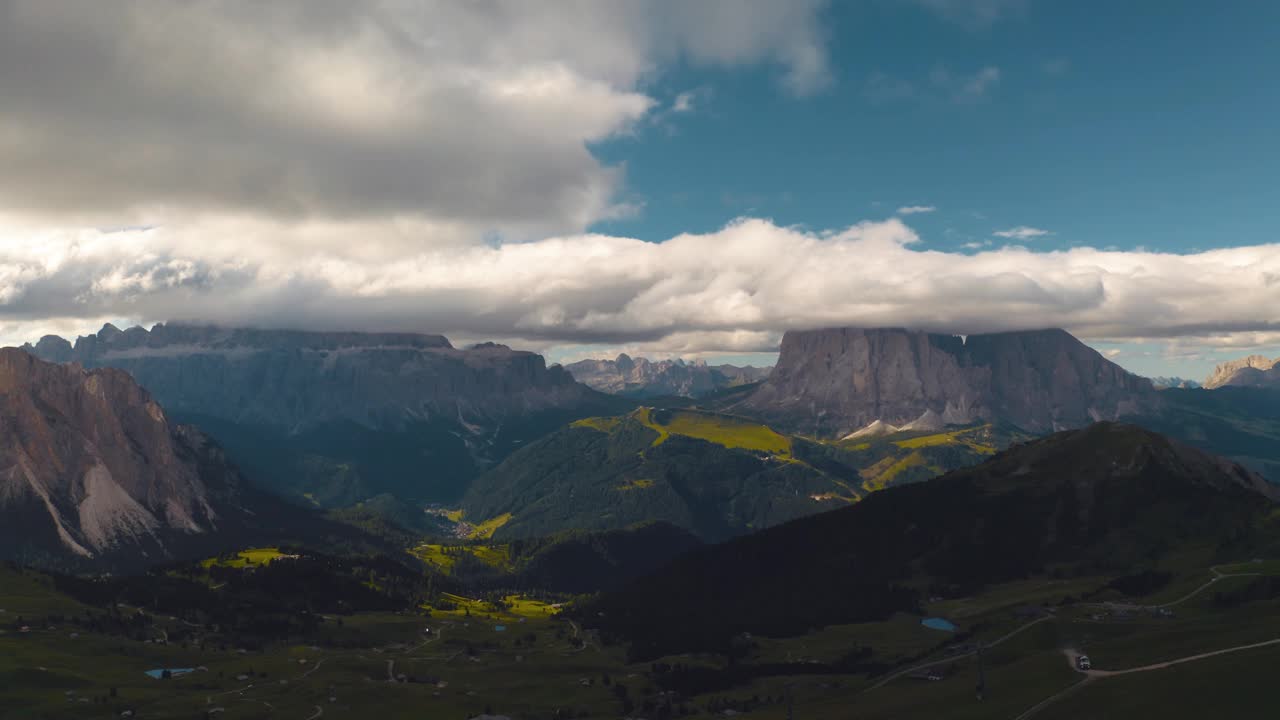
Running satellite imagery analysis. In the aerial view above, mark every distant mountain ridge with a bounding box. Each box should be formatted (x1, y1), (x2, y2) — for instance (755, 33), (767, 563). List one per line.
(728, 327), (1155, 438)
(1149, 376), (1202, 389)
(23, 323), (630, 505)
(564, 354), (771, 398)
(1204, 354), (1280, 389)
(27, 323), (598, 431)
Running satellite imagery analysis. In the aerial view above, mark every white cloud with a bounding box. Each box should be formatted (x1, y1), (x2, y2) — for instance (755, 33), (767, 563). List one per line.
(897, 205), (937, 215)
(4, 216), (1280, 357)
(672, 92), (697, 113)
(994, 226), (1051, 240)
(0, 0), (831, 240)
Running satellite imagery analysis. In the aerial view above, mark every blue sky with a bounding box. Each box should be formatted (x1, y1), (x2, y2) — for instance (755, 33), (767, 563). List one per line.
(1, 1), (1277, 382)
(594, 1), (1279, 254)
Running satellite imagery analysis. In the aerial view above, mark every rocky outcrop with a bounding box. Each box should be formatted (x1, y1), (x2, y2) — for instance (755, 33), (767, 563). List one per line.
(0, 348), (222, 564)
(1204, 355), (1280, 389)
(732, 327), (1155, 438)
(24, 323), (602, 432)
(564, 354), (771, 398)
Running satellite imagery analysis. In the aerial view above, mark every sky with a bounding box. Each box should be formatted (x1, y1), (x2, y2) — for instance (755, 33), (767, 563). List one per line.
(1, 0), (1278, 381)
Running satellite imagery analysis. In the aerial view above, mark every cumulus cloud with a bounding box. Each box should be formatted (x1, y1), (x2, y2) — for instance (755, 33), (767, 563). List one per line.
(994, 226), (1051, 240)
(0, 0), (831, 239)
(897, 205), (937, 215)
(4, 216), (1280, 356)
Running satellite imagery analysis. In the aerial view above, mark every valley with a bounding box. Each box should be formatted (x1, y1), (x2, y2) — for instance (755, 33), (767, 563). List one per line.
(4, 549), (1279, 720)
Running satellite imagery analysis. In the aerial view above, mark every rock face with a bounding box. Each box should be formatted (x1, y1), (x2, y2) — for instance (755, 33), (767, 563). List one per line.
(731, 327), (1154, 438)
(564, 354), (771, 398)
(0, 348), (224, 565)
(1204, 355), (1280, 389)
(25, 323), (600, 432)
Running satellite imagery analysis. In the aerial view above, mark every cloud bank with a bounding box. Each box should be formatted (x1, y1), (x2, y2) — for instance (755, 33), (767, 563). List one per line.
(4, 217), (1279, 355)
(2, 1), (1277, 365)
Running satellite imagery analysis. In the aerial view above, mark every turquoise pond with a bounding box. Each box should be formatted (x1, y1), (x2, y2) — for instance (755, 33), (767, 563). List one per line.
(921, 617), (958, 632)
(144, 668), (195, 679)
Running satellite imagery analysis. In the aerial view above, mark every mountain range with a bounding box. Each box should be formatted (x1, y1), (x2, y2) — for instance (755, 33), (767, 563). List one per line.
(564, 354), (770, 398)
(14, 320), (1279, 562)
(25, 323), (630, 505)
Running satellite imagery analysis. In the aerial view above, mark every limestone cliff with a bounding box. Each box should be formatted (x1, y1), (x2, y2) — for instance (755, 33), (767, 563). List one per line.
(25, 323), (602, 432)
(731, 327), (1154, 438)
(0, 349), (221, 564)
(1204, 355), (1280, 389)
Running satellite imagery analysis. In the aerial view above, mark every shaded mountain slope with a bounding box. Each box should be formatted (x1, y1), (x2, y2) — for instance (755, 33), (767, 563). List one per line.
(582, 423), (1280, 659)
(1124, 386), (1280, 482)
(461, 407), (1019, 542)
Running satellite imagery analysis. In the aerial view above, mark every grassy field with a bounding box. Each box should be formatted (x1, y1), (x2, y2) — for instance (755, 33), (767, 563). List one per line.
(569, 415), (624, 433)
(199, 547), (292, 569)
(409, 543), (513, 573)
(861, 450), (934, 491)
(7, 550), (1280, 720)
(651, 410), (793, 456)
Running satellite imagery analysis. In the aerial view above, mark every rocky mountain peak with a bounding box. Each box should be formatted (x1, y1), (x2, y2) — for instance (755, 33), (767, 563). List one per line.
(1204, 354), (1280, 389)
(732, 326), (1154, 438)
(564, 354), (771, 398)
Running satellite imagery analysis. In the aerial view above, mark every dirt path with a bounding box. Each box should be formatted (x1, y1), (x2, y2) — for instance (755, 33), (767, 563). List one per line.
(1016, 641), (1280, 719)
(863, 615), (1051, 692)
(1078, 639), (1280, 678)
(1089, 564), (1263, 612)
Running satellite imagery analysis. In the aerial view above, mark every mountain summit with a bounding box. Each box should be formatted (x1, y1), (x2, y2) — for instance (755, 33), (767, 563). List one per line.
(729, 327), (1154, 438)
(1204, 354), (1280, 389)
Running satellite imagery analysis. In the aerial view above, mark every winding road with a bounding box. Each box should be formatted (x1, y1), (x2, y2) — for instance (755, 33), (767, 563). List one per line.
(1088, 564), (1263, 612)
